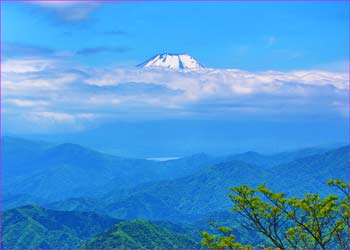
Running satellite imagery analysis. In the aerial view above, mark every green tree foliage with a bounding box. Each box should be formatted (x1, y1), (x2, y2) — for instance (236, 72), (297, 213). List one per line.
(201, 180), (350, 249)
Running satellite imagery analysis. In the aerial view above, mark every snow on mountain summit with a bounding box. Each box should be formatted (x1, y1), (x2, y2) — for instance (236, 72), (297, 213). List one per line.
(139, 53), (204, 70)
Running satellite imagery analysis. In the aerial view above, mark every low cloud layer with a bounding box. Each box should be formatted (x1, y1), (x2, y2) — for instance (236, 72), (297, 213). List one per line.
(31, 1), (100, 22)
(2, 57), (348, 133)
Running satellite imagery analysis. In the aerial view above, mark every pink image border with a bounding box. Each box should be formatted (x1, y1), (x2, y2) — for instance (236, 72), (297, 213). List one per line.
(0, 0), (349, 249)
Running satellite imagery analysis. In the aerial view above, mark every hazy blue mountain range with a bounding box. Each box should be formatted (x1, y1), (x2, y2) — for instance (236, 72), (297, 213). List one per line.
(3, 137), (348, 217)
(46, 146), (349, 222)
(2, 193), (49, 212)
(225, 146), (332, 168)
(2, 136), (51, 179)
(268, 146), (350, 196)
(4, 136), (336, 208)
(2, 137), (218, 203)
(2, 136), (348, 249)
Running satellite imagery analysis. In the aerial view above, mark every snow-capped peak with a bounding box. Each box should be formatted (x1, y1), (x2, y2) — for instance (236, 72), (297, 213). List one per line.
(138, 53), (204, 70)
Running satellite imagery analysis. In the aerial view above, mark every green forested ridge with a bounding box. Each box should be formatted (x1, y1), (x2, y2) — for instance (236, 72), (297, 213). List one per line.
(1, 206), (199, 249)
(80, 220), (198, 249)
(1, 205), (120, 248)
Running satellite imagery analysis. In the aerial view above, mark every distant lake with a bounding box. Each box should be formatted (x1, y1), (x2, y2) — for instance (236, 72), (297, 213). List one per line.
(146, 157), (181, 162)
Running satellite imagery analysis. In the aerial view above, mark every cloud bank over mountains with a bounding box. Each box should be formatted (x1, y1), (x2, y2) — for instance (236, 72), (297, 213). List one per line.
(2, 55), (348, 133)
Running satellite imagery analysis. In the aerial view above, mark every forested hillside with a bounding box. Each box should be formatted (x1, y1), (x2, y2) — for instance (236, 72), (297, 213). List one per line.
(2, 137), (348, 249)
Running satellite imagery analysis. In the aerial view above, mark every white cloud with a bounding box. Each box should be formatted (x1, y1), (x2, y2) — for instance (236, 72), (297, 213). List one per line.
(83, 67), (348, 100)
(30, 111), (96, 122)
(2, 58), (82, 93)
(2, 58), (55, 73)
(2, 56), (348, 132)
(31, 1), (100, 21)
(6, 99), (49, 107)
(3, 72), (80, 94)
(87, 96), (123, 105)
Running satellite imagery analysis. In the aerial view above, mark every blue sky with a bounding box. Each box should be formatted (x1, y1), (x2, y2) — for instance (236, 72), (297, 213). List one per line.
(3, 1), (349, 70)
(1, 1), (349, 153)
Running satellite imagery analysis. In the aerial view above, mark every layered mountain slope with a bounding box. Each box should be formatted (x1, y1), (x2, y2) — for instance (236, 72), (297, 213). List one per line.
(1, 205), (119, 249)
(2, 206), (198, 249)
(2, 193), (48, 211)
(48, 146), (349, 222)
(125, 146), (349, 217)
(3, 136), (335, 199)
(3, 137), (218, 204)
(4, 143), (159, 201)
(49, 160), (268, 220)
(227, 147), (331, 168)
(80, 220), (198, 249)
(2, 136), (51, 179)
(268, 146), (350, 195)
(102, 160), (268, 217)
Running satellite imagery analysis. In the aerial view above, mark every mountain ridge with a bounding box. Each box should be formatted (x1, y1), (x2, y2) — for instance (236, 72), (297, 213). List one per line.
(1, 205), (120, 249)
(46, 146), (349, 221)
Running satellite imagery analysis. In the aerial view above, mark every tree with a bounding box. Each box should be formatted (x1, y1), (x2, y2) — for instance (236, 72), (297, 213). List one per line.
(201, 180), (350, 250)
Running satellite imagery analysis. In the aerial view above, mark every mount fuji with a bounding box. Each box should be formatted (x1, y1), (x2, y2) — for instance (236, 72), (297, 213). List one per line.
(138, 53), (204, 70)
